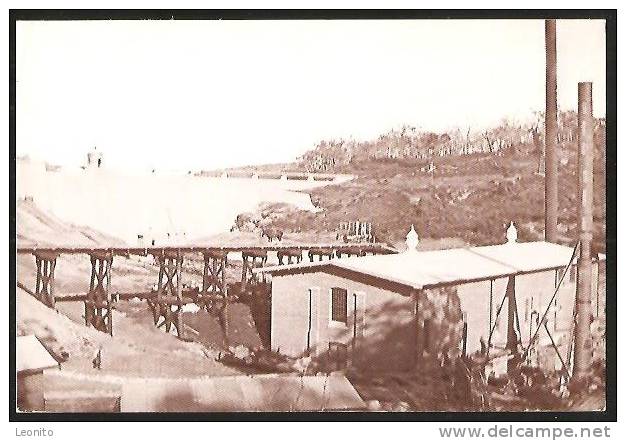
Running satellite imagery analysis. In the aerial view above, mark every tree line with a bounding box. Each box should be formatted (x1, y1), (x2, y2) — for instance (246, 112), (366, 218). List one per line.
(299, 111), (605, 172)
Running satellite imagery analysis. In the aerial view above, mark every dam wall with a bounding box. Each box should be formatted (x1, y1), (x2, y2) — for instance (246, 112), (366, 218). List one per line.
(16, 159), (346, 245)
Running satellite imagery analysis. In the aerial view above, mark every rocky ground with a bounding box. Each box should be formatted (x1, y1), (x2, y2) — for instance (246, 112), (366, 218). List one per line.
(242, 144), (606, 253)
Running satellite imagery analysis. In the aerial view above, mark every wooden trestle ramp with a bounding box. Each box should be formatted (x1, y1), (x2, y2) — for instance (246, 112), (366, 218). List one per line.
(16, 244), (395, 340)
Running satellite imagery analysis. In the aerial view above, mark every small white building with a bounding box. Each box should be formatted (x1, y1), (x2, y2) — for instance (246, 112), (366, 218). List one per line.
(258, 225), (605, 373)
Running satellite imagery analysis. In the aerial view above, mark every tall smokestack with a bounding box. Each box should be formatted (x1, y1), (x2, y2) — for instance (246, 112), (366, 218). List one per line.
(573, 81), (594, 381)
(544, 19), (558, 242)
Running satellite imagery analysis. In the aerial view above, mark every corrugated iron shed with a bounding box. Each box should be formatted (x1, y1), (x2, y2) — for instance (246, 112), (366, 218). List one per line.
(258, 241), (605, 291)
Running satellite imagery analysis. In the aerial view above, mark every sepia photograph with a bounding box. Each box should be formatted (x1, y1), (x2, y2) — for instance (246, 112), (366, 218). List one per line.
(9, 9), (615, 421)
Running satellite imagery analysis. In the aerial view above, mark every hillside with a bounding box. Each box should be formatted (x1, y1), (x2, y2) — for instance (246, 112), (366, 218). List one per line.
(257, 141), (606, 253)
(16, 199), (127, 248)
(209, 111), (605, 253)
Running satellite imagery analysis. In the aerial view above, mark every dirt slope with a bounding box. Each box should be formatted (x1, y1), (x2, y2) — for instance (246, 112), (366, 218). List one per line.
(15, 201), (251, 379)
(16, 199), (127, 248)
(16, 286), (240, 378)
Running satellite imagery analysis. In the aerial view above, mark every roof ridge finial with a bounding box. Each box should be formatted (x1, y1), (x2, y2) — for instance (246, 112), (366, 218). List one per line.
(506, 221), (518, 244)
(405, 224), (419, 252)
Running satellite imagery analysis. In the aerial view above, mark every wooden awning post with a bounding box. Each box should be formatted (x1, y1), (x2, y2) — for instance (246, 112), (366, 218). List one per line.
(506, 276), (519, 371)
(414, 290), (421, 365)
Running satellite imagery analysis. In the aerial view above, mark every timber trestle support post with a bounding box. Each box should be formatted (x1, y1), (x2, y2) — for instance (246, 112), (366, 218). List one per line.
(148, 250), (193, 341)
(277, 248), (303, 265)
(336, 247), (367, 258)
(199, 250), (228, 309)
(34, 251), (59, 308)
(85, 251), (114, 336)
(241, 249), (268, 292)
(308, 248), (335, 262)
(200, 250), (231, 347)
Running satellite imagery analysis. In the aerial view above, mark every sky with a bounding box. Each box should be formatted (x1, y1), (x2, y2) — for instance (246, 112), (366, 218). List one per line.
(15, 19), (606, 172)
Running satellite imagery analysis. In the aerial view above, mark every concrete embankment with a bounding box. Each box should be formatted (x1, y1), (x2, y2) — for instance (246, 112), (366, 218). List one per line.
(17, 159), (349, 245)
(43, 368), (364, 412)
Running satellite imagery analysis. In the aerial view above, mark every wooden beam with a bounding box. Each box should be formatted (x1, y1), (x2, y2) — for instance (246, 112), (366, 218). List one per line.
(16, 243), (396, 256)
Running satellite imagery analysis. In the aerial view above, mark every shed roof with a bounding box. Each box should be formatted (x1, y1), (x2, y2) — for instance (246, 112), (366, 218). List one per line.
(258, 241), (604, 291)
(17, 335), (58, 374)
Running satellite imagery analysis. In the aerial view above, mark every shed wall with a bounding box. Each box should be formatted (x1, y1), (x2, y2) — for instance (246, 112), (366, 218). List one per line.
(270, 262), (601, 372)
(455, 263), (600, 367)
(271, 272), (417, 372)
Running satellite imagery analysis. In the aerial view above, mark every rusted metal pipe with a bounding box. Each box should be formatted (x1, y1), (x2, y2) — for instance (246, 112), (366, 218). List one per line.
(545, 19), (559, 242)
(573, 81), (594, 380)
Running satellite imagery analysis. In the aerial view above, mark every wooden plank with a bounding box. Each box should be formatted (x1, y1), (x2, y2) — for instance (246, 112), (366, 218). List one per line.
(16, 243), (396, 255)
(33, 250), (61, 260)
(201, 249), (228, 259)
